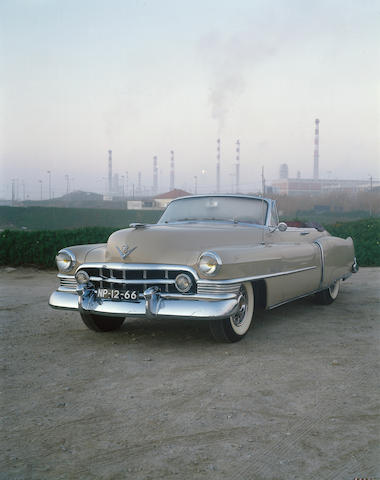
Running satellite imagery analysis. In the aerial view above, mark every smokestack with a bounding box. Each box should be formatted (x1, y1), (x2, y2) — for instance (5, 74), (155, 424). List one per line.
(138, 171), (142, 194)
(170, 150), (175, 191)
(261, 166), (266, 195)
(216, 138), (221, 193)
(235, 139), (240, 193)
(153, 156), (158, 195)
(108, 150), (113, 194)
(313, 119), (320, 180)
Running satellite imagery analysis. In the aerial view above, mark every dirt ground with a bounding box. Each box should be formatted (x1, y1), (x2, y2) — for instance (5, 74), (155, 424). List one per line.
(0, 267), (379, 480)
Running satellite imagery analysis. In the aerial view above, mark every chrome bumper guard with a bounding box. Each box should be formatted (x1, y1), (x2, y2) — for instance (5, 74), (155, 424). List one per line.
(352, 257), (359, 273)
(49, 286), (239, 320)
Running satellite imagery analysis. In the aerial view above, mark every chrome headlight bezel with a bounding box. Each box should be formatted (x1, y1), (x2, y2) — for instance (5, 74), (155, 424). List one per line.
(175, 273), (193, 293)
(75, 270), (90, 285)
(56, 249), (76, 273)
(198, 251), (222, 276)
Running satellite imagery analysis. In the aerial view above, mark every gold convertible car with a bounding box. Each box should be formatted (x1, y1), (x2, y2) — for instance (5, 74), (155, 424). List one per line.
(49, 195), (358, 342)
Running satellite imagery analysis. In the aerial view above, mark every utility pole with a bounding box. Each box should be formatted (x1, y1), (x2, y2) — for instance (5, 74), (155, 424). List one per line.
(38, 180), (43, 200)
(235, 139), (240, 193)
(65, 175), (69, 194)
(194, 175), (198, 194)
(170, 150), (175, 191)
(261, 166), (266, 195)
(47, 170), (51, 200)
(153, 156), (158, 195)
(125, 171), (129, 199)
(121, 175), (125, 201)
(216, 138), (221, 193)
(11, 179), (15, 206)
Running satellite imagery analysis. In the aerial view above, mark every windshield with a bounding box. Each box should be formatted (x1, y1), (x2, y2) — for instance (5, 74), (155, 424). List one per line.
(158, 196), (268, 225)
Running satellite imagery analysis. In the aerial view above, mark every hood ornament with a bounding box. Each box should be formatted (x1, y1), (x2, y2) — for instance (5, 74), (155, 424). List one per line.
(116, 244), (137, 260)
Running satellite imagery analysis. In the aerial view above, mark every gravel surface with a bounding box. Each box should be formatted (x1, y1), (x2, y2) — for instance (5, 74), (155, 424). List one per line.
(0, 267), (379, 480)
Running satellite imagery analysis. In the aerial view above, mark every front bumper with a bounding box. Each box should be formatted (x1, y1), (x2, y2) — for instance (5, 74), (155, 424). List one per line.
(49, 286), (240, 320)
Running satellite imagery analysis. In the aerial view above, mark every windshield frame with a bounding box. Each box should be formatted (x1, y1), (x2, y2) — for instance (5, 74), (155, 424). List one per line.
(157, 195), (274, 227)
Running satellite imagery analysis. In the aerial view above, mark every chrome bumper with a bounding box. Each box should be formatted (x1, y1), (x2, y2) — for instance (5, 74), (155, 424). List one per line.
(49, 286), (239, 320)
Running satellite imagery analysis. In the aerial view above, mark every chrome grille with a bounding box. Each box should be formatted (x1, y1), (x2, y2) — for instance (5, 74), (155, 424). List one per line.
(77, 265), (196, 295)
(197, 282), (241, 295)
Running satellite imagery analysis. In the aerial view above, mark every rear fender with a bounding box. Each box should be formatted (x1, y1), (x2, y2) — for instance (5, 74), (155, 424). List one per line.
(314, 236), (355, 288)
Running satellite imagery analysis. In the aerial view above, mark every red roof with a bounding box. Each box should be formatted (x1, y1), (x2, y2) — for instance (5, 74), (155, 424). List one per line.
(155, 189), (191, 199)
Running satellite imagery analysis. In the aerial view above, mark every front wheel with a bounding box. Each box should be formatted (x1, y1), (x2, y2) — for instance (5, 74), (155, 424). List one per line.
(80, 312), (125, 332)
(209, 282), (254, 343)
(315, 279), (341, 305)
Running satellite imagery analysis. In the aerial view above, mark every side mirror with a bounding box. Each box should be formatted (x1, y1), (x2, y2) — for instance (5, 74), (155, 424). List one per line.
(278, 222), (288, 232)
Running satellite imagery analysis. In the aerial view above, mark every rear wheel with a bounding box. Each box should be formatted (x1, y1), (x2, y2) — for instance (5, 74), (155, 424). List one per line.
(315, 279), (341, 305)
(80, 312), (125, 332)
(209, 282), (254, 343)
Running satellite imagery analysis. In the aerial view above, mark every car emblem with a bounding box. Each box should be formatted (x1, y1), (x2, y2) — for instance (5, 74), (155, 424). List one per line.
(116, 244), (137, 260)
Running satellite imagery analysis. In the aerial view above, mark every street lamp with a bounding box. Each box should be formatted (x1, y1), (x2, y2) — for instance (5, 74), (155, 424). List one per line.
(65, 175), (69, 194)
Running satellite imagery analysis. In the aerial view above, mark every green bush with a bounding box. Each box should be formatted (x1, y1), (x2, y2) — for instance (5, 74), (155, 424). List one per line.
(1, 218), (379, 268)
(0, 227), (115, 268)
(0, 206), (162, 231)
(325, 218), (380, 267)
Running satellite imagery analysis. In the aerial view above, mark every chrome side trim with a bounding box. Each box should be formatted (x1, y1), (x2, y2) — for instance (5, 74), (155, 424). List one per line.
(268, 289), (322, 309)
(268, 273), (351, 309)
(74, 263), (317, 289)
(313, 240), (325, 288)
(197, 266), (318, 286)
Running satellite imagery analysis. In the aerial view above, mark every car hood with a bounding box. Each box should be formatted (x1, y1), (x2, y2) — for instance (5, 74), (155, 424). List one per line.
(105, 223), (264, 267)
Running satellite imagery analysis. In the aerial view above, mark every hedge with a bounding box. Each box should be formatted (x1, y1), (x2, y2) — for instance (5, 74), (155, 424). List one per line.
(0, 227), (115, 268)
(1, 218), (379, 268)
(325, 218), (380, 267)
(0, 206), (162, 231)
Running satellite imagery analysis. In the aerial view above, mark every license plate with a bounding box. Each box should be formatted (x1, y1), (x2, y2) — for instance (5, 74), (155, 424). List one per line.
(96, 288), (139, 301)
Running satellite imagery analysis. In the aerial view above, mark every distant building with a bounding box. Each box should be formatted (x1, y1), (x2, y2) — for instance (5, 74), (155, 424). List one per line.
(154, 189), (191, 209)
(127, 199), (157, 210)
(271, 177), (375, 196)
(279, 163), (289, 179)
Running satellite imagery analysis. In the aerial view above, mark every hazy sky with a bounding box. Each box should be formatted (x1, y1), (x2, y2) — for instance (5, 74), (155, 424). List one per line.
(1, 0), (379, 199)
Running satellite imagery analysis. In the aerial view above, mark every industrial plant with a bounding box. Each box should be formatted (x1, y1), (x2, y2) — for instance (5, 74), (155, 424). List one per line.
(3, 118), (378, 208)
(271, 119), (375, 196)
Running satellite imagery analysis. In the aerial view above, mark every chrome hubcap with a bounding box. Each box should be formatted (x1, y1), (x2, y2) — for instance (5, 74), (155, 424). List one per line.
(231, 287), (248, 327)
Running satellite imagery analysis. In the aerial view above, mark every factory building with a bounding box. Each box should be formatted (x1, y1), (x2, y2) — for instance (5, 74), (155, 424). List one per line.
(271, 119), (376, 196)
(271, 177), (373, 196)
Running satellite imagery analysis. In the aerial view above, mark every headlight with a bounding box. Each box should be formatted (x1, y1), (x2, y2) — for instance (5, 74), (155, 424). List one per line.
(198, 251), (222, 276)
(56, 249), (76, 272)
(175, 273), (193, 293)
